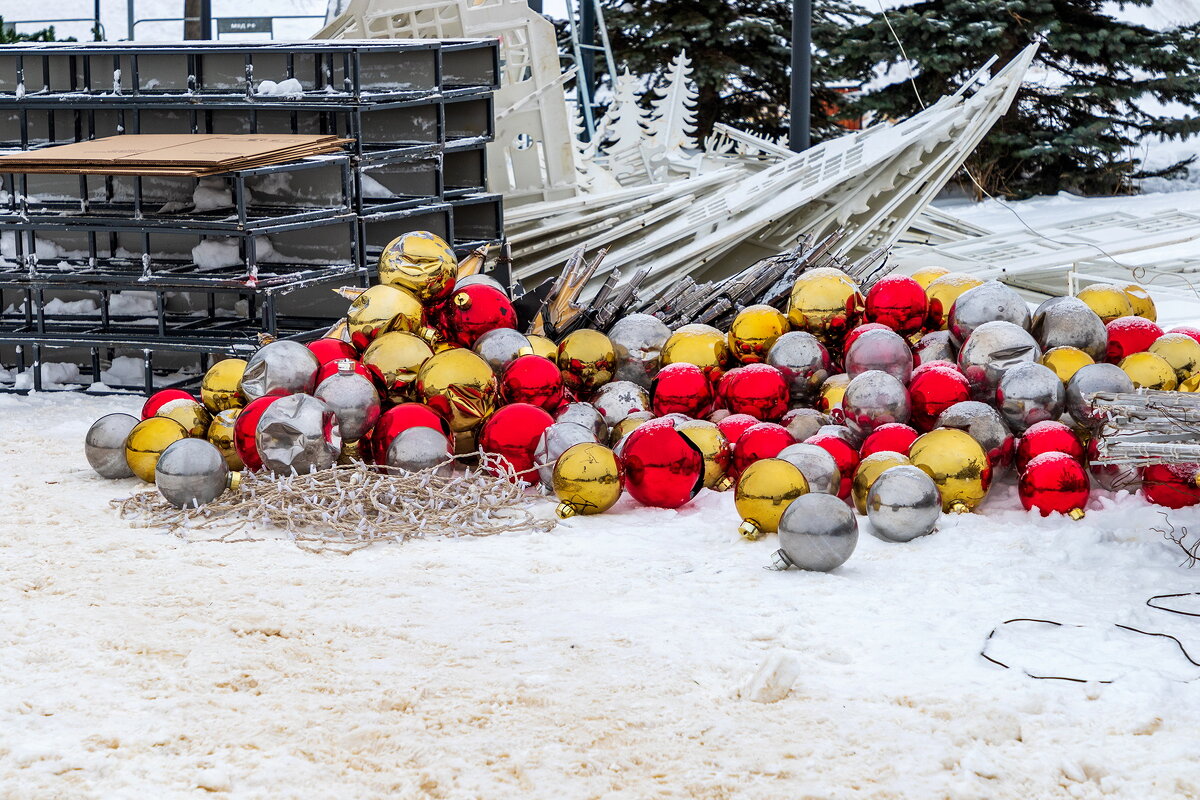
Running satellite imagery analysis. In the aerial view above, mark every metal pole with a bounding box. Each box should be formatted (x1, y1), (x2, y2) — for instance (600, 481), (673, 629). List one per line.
(127, 0), (135, 41)
(94, 0), (102, 40)
(579, 0), (597, 118)
(789, 0), (812, 152)
(199, 0), (213, 39)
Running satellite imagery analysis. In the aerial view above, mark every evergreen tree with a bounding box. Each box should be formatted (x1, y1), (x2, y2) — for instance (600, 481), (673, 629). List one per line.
(0, 17), (63, 44)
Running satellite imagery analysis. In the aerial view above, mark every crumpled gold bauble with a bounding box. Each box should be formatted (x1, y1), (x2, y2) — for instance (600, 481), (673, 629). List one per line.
(156, 398), (211, 438)
(558, 329), (616, 395)
(851, 450), (911, 515)
(1148, 333), (1200, 385)
(553, 442), (624, 518)
(362, 331), (434, 402)
(346, 284), (428, 350)
(817, 373), (850, 416)
(908, 428), (992, 514)
(661, 324), (731, 381)
(1121, 283), (1156, 322)
(415, 348), (498, 432)
(728, 304), (790, 364)
(1076, 283), (1132, 325)
(677, 419), (732, 490)
(787, 267), (863, 341)
(206, 408), (244, 471)
(734, 457), (809, 540)
(526, 334), (559, 363)
(1119, 351), (1177, 391)
(909, 266), (950, 289)
(124, 417), (189, 483)
(1039, 346), (1094, 384)
(925, 273), (983, 330)
(377, 230), (458, 304)
(200, 358), (247, 413)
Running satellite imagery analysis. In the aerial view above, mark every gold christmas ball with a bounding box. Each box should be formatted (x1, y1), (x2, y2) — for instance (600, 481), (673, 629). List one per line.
(1119, 351), (1177, 391)
(156, 398), (211, 439)
(786, 267), (863, 340)
(377, 230), (458, 304)
(610, 412), (654, 448)
(362, 331), (434, 402)
(728, 304), (790, 364)
(124, 417), (189, 483)
(851, 451), (911, 515)
(346, 284), (427, 350)
(734, 458), (809, 540)
(200, 358), (247, 413)
(206, 408), (244, 471)
(1076, 283), (1132, 325)
(553, 442), (624, 518)
(677, 419), (732, 490)
(1039, 346), (1094, 384)
(1121, 283), (1156, 322)
(925, 273), (983, 330)
(661, 324), (731, 380)
(558, 329), (616, 395)
(909, 428), (991, 514)
(526, 334), (558, 363)
(1183, 373), (1200, 392)
(1148, 333), (1200, 384)
(415, 348), (498, 432)
(909, 266), (951, 290)
(817, 373), (850, 416)
(324, 319), (352, 343)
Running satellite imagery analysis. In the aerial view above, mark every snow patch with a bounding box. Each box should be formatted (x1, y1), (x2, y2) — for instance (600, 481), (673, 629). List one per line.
(256, 78), (304, 98)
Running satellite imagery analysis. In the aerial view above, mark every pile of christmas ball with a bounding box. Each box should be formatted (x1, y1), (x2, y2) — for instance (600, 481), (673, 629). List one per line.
(83, 231), (1200, 569)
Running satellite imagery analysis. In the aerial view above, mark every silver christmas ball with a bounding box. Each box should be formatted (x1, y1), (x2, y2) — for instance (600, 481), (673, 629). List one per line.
(781, 408), (830, 443)
(240, 340), (320, 400)
(777, 442), (841, 495)
(314, 361), (382, 441)
(774, 492), (859, 572)
(1031, 296), (1107, 361)
(455, 273), (508, 294)
(555, 402), (608, 441)
(817, 423), (864, 449)
(609, 313), (672, 389)
(386, 425), (453, 475)
(866, 465), (940, 542)
(256, 393), (342, 475)
(155, 438), (231, 508)
(534, 421), (599, 488)
(957, 320), (1041, 401)
(914, 330), (956, 366)
(473, 328), (532, 374)
(845, 328), (913, 384)
(947, 280), (1031, 345)
(85, 412), (138, 479)
(997, 361), (1065, 433)
(936, 400), (1014, 469)
(590, 380), (651, 427)
(842, 370), (911, 436)
(1066, 362), (1134, 428)
(766, 331), (831, 403)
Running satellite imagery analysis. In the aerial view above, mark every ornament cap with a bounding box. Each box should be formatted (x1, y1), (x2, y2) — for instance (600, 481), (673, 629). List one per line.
(1068, 507), (1086, 521)
(948, 500), (971, 514)
(419, 327), (442, 347)
(713, 475), (734, 492)
(453, 291), (472, 309)
(555, 502), (578, 519)
(738, 520), (764, 541)
(769, 549), (793, 571)
(226, 471), (242, 492)
(335, 358), (355, 376)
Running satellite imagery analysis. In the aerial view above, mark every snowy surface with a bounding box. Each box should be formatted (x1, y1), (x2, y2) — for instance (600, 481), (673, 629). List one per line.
(4, 393), (1200, 796)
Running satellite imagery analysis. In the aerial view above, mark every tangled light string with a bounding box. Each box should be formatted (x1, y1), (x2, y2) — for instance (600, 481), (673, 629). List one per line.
(114, 454), (556, 554)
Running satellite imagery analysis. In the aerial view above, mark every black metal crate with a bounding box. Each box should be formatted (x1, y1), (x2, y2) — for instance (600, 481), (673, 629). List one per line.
(450, 193), (503, 245)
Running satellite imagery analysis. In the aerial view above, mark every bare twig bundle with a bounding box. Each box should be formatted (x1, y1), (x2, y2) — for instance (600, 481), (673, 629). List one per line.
(1092, 390), (1200, 466)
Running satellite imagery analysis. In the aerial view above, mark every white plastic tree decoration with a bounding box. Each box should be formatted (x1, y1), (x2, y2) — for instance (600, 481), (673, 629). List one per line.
(602, 69), (647, 157)
(643, 51), (699, 157)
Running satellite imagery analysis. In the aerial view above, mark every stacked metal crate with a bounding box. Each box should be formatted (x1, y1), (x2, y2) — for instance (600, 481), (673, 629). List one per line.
(0, 39), (501, 392)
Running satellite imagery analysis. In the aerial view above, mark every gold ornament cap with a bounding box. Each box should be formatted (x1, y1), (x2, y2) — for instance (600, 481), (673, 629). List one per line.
(1068, 507), (1085, 521)
(556, 502), (578, 519)
(738, 520), (765, 541)
(226, 471), (242, 492)
(948, 500), (971, 514)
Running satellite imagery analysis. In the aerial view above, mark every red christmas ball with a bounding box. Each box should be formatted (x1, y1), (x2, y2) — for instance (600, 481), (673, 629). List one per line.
(1105, 316), (1163, 363)
(1169, 326), (1200, 346)
(860, 422), (919, 458)
(731, 422), (796, 481)
(370, 402), (452, 464)
(1142, 463), (1200, 508)
(652, 362), (715, 419)
(910, 359), (960, 379)
(233, 395), (281, 472)
(478, 403), (554, 483)
(501, 354), (564, 413)
(804, 432), (860, 499)
(842, 323), (892, 357)
(1019, 452), (1090, 517)
(717, 413), (760, 445)
(142, 389), (196, 420)
(308, 338), (358, 366)
(437, 284), (517, 348)
(1016, 421), (1084, 472)
(619, 418), (704, 508)
(908, 365), (971, 432)
(315, 358), (372, 387)
(717, 364), (789, 421)
(864, 275), (928, 335)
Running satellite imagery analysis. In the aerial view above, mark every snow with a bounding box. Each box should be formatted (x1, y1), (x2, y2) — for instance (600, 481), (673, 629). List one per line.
(192, 178), (234, 212)
(192, 237), (275, 269)
(3, 393), (1200, 796)
(256, 78), (305, 98)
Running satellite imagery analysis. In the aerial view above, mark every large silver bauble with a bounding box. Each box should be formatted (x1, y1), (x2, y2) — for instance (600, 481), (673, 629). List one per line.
(866, 465), (941, 543)
(914, 330), (956, 366)
(1031, 296), (1107, 361)
(781, 408), (830, 443)
(240, 340), (320, 400)
(590, 380), (651, 427)
(455, 273), (508, 294)
(766, 331), (830, 403)
(534, 421), (599, 488)
(948, 280), (1030, 345)
(555, 402), (608, 441)
(817, 423), (864, 449)
(777, 442), (841, 495)
(255, 393), (342, 475)
(1066, 363), (1134, 428)
(842, 370), (911, 436)
(845, 328), (913, 384)
(936, 400), (1014, 469)
(473, 328), (531, 374)
(774, 492), (859, 572)
(957, 320), (1042, 401)
(85, 412), (138, 478)
(314, 361), (382, 441)
(386, 425), (453, 475)
(155, 438), (230, 508)
(608, 313), (672, 388)
(996, 361), (1065, 433)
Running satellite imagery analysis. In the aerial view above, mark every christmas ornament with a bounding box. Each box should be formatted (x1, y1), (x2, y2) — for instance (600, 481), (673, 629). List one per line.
(1170, 325), (1200, 346)
(817, 423), (862, 448)
(440, 284), (517, 349)
(207, 408), (243, 471)
(772, 493), (858, 572)
(845, 328), (914, 383)
(1076, 283), (1132, 324)
(315, 360), (383, 441)
(552, 442), (624, 518)
(860, 423), (919, 458)
(866, 465), (941, 542)
(1030, 297), (1108, 361)
(1105, 316), (1163, 363)
(608, 313), (672, 388)
(732, 422), (797, 481)
(256, 394), (342, 476)
(910, 266), (950, 289)
(377, 230), (457, 303)
(345, 284), (427, 350)
(156, 398), (211, 438)
(124, 416), (189, 483)
(1119, 283), (1155, 321)
(716, 413), (760, 445)
(947, 280), (1030, 346)
(455, 273), (506, 294)
(479, 403), (555, 482)
(501, 354), (565, 413)
(1119, 352), (1177, 391)
(957, 321), (1041, 401)
(361, 331), (434, 402)
(473, 328), (532, 374)
(610, 411), (654, 448)
(851, 450), (912, 515)
(1149, 333), (1200, 385)
(1040, 346), (1094, 383)
(864, 275), (928, 335)
(728, 304), (790, 363)
(817, 373), (851, 419)
(786, 267), (863, 342)
(556, 402), (609, 441)
(777, 442), (841, 495)
(526, 334), (559, 362)
(651, 362), (715, 419)
(1142, 463), (1200, 508)
(386, 426), (453, 475)
(661, 324), (731, 381)
(141, 389), (194, 420)
(323, 319), (352, 344)
(925, 273), (983, 330)
(1019, 452), (1089, 518)
(620, 418), (704, 508)
(677, 419), (732, 490)
(232, 396), (280, 472)
(1015, 420), (1084, 472)
(842, 323), (892, 354)
(200, 358), (247, 413)
(908, 364), (971, 432)
(307, 338), (357, 368)
(370, 402), (451, 465)
(84, 413), (138, 479)
(155, 438), (234, 508)
(316, 357), (371, 387)
(936, 400), (1014, 470)
(1066, 363), (1134, 428)
(718, 364), (789, 421)
(734, 458), (809, 540)
(535, 421), (600, 488)
(766, 331), (831, 404)
(908, 428), (992, 513)
(842, 370), (910, 436)
(804, 431), (859, 499)
(996, 362), (1066, 433)
(416, 348), (498, 432)
(558, 328), (616, 395)
(591, 380), (651, 427)
(781, 408), (829, 443)
(240, 340), (320, 400)
(913, 330), (956, 366)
